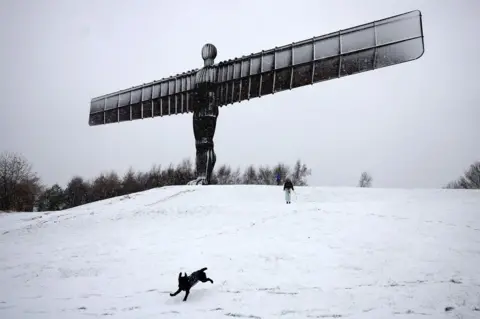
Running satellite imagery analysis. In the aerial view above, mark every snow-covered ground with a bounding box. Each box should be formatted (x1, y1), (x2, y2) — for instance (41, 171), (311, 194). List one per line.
(1, 185), (479, 318)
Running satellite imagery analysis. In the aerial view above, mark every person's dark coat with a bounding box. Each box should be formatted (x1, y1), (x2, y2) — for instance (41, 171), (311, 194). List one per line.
(283, 180), (294, 191)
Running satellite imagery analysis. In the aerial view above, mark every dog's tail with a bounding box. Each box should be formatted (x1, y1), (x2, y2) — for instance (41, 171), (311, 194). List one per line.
(200, 267), (207, 272)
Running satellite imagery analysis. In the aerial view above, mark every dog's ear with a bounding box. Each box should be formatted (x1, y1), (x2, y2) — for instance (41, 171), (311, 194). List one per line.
(184, 272), (188, 277)
(178, 272), (182, 279)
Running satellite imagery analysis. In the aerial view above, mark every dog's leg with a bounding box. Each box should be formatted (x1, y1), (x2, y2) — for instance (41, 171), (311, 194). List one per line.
(183, 289), (190, 302)
(170, 288), (181, 297)
(199, 277), (214, 284)
(198, 271), (214, 284)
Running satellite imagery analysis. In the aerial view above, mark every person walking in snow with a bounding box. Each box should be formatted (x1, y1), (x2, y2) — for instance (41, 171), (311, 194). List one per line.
(283, 178), (294, 204)
(276, 173), (281, 185)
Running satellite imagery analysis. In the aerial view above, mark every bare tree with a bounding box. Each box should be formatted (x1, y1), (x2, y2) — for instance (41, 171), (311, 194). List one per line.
(175, 158), (195, 185)
(89, 171), (121, 202)
(145, 164), (163, 189)
(242, 165), (258, 184)
(216, 164), (233, 184)
(358, 171), (372, 188)
(257, 166), (274, 185)
(121, 167), (143, 195)
(37, 184), (67, 211)
(161, 164), (177, 186)
(65, 176), (90, 208)
(445, 161), (480, 189)
(230, 167), (242, 184)
(291, 159), (312, 186)
(0, 151), (42, 211)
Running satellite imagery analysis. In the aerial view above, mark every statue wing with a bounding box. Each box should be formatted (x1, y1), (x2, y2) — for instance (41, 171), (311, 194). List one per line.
(213, 10), (424, 108)
(89, 69), (199, 126)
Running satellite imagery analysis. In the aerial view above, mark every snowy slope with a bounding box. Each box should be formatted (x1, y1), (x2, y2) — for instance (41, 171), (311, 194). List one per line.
(1, 185), (479, 318)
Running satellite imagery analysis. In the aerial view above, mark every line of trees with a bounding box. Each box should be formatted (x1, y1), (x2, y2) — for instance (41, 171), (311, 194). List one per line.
(0, 151), (312, 212)
(2, 150), (478, 213)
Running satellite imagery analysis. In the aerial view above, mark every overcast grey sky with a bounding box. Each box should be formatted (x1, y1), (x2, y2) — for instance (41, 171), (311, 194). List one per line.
(0, 0), (478, 188)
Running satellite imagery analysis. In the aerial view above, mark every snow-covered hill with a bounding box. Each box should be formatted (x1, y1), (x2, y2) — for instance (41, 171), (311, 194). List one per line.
(1, 185), (479, 318)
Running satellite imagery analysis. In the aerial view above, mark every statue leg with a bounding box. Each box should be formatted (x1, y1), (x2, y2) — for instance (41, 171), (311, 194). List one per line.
(195, 140), (208, 183)
(206, 144), (216, 184)
(204, 115), (217, 184)
(190, 115), (217, 185)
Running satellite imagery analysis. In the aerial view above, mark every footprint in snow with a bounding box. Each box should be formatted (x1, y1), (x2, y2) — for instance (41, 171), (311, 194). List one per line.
(225, 313), (261, 319)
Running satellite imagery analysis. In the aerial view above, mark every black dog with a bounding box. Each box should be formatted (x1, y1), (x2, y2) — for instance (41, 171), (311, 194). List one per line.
(169, 267), (213, 301)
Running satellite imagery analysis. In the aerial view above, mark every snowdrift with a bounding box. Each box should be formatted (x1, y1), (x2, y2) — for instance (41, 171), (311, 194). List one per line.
(1, 185), (479, 318)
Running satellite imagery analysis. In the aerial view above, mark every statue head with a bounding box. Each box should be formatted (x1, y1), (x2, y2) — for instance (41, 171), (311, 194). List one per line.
(201, 43), (217, 67)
